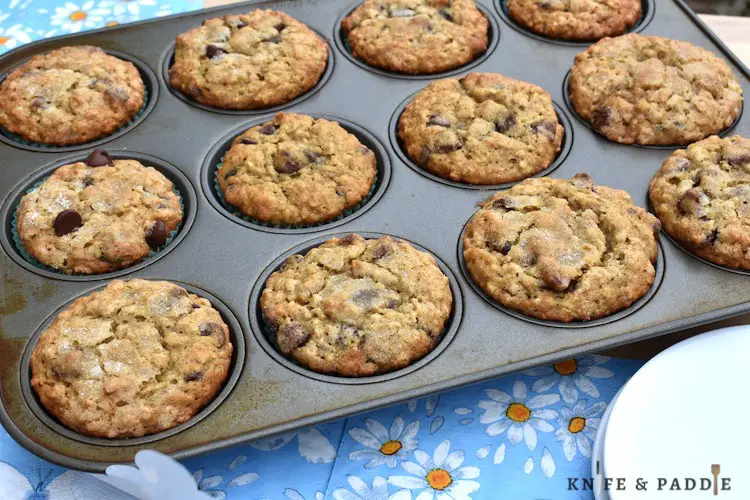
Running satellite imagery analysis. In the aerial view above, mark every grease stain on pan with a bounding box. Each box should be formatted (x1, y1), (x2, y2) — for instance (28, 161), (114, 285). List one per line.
(0, 270), (25, 316)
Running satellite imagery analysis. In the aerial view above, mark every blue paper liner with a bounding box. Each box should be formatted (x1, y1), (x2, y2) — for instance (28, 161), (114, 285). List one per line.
(0, 87), (150, 148)
(213, 156), (379, 229)
(11, 173), (183, 275)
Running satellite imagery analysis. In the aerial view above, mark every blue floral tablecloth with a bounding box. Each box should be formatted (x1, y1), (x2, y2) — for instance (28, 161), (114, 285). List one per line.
(0, 4), (647, 498)
(0, 355), (644, 499)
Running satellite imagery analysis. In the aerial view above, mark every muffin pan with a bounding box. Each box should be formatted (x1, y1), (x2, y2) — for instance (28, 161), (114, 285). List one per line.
(0, 0), (748, 471)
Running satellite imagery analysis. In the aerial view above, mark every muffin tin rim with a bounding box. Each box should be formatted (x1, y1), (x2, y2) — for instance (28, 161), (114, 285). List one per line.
(0, 48), (159, 153)
(0, 150), (197, 281)
(332, 2), (501, 81)
(159, 27), (335, 116)
(562, 69), (745, 150)
(388, 88), (574, 190)
(494, 0), (656, 48)
(18, 279), (247, 447)
(457, 217), (667, 328)
(200, 113), (392, 233)
(248, 231), (464, 384)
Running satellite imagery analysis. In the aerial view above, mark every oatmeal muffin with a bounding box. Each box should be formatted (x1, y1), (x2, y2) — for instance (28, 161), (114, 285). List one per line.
(569, 34), (743, 145)
(169, 9), (328, 110)
(649, 135), (750, 269)
(218, 113), (377, 225)
(260, 234), (453, 376)
(17, 150), (182, 274)
(463, 174), (661, 322)
(30, 279), (233, 438)
(398, 72), (564, 184)
(0, 46), (145, 146)
(341, 0), (488, 74)
(507, 0), (641, 42)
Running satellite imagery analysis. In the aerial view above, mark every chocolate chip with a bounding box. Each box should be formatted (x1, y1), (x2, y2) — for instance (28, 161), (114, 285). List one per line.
(277, 322), (311, 354)
(571, 173), (594, 190)
(54, 210), (83, 236)
(439, 9), (453, 21)
(84, 149), (113, 167)
(500, 241), (512, 255)
(259, 124), (277, 135)
(30, 95), (49, 110)
(105, 87), (128, 103)
(82, 176), (94, 187)
(727, 153), (750, 166)
(187, 84), (203, 98)
(492, 197), (515, 209)
(707, 228), (719, 245)
(233, 20), (247, 29)
(146, 220), (167, 249)
(386, 299), (398, 309)
(275, 23), (286, 31)
(172, 287), (189, 299)
(591, 107), (612, 132)
(184, 372), (203, 382)
(264, 35), (281, 43)
(543, 273), (571, 292)
(678, 189), (708, 217)
(532, 120), (557, 140)
(565, 278), (578, 293)
(419, 145), (432, 165)
(200, 323), (226, 348)
(428, 114), (451, 127)
(341, 234), (359, 246)
(540, 0), (552, 8)
(390, 8), (415, 17)
(668, 157), (690, 174)
(280, 254), (304, 270)
(205, 44), (227, 59)
(304, 150), (325, 163)
(224, 168), (238, 180)
(240, 138), (257, 145)
(435, 140), (462, 154)
(372, 244), (392, 260)
(275, 152), (302, 174)
(359, 145), (370, 155)
(495, 113), (517, 134)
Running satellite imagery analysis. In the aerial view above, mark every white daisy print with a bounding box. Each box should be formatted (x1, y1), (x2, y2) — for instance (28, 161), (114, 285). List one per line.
(349, 417), (420, 469)
(478, 380), (559, 451)
(523, 356), (614, 404)
(100, 0), (160, 17)
(555, 400), (606, 461)
(43, 1), (110, 33)
(249, 427), (337, 464)
(334, 475), (412, 500)
(0, 24), (32, 51)
(388, 440), (480, 500)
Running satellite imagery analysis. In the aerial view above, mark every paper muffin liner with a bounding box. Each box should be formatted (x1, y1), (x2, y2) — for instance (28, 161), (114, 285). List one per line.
(213, 156), (379, 229)
(0, 87), (150, 148)
(11, 173), (183, 275)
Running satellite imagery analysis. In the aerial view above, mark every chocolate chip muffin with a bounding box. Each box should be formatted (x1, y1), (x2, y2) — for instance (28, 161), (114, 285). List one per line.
(463, 174), (660, 322)
(649, 135), (750, 269)
(507, 0), (641, 42)
(341, 0), (488, 74)
(30, 280), (232, 438)
(169, 10), (328, 110)
(398, 72), (564, 185)
(569, 34), (743, 145)
(260, 234), (453, 376)
(218, 113), (377, 225)
(0, 46), (145, 146)
(16, 150), (182, 274)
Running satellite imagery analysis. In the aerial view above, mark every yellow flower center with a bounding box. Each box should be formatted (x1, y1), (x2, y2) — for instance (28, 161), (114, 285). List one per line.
(0, 37), (9, 46)
(426, 469), (453, 490)
(69, 11), (87, 22)
(568, 417), (586, 434)
(105, 21), (118, 27)
(379, 440), (402, 456)
(554, 359), (578, 376)
(506, 402), (531, 422)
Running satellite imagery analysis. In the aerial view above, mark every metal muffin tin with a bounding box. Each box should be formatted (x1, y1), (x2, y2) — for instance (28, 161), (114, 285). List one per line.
(0, 0), (747, 471)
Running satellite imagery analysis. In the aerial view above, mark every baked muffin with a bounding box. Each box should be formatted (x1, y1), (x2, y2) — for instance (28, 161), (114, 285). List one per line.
(30, 279), (233, 438)
(398, 72), (563, 184)
(463, 174), (661, 322)
(169, 9), (328, 110)
(16, 150), (182, 274)
(341, 0), (488, 74)
(218, 113), (377, 225)
(569, 34), (743, 145)
(0, 46), (145, 145)
(507, 0), (641, 41)
(649, 135), (750, 269)
(260, 234), (453, 376)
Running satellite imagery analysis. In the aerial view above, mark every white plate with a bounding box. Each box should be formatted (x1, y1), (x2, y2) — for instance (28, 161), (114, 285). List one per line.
(603, 326), (750, 499)
(592, 385), (625, 500)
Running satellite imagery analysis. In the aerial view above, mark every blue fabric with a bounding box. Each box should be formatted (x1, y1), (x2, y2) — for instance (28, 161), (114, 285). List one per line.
(0, 355), (644, 499)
